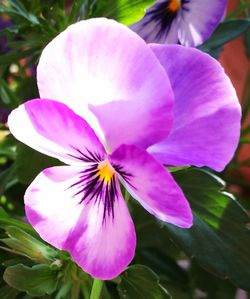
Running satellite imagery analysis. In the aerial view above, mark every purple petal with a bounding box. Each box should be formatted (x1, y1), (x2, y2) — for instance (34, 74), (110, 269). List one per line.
(130, 2), (179, 44)
(178, 0), (227, 47)
(110, 144), (193, 228)
(25, 166), (136, 279)
(131, 0), (226, 47)
(37, 18), (174, 150)
(8, 99), (105, 165)
(148, 45), (241, 172)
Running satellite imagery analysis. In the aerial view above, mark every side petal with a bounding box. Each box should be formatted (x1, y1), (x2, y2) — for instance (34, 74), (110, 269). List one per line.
(37, 18), (174, 150)
(148, 45), (241, 172)
(110, 144), (193, 228)
(25, 166), (136, 280)
(178, 0), (227, 46)
(8, 99), (106, 165)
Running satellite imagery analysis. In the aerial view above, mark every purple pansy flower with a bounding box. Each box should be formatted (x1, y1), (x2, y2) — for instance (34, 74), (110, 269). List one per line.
(8, 18), (240, 279)
(131, 0), (227, 46)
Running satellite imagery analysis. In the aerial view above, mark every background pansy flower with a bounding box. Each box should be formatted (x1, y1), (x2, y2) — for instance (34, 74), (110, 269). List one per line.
(8, 18), (240, 279)
(131, 0), (227, 46)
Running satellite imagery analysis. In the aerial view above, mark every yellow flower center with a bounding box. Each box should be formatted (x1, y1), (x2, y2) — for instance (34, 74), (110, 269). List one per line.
(168, 0), (181, 12)
(97, 161), (115, 184)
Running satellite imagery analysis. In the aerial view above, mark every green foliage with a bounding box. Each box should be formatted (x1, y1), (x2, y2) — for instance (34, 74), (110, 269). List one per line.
(117, 265), (171, 299)
(3, 264), (59, 296)
(165, 168), (250, 291)
(14, 143), (61, 185)
(0, 0), (250, 298)
(84, 0), (155, 25)
(199, 19), (250, 58)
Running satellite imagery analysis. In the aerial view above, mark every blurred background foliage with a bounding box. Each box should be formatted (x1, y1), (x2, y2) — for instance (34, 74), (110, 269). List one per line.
(0, 0), (250, 298)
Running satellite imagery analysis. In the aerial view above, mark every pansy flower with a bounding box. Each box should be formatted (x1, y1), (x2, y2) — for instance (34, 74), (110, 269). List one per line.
(8, 18), (240, 279)
(131, 0), (227, 46)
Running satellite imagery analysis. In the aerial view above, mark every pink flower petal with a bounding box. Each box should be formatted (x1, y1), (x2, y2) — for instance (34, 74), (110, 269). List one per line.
(8, 99), (106, 165)
(110, 144), (193, 228)
(25, 166), (136, 279)
(148, 45), (241, 171)
(37, 18), (174, 150)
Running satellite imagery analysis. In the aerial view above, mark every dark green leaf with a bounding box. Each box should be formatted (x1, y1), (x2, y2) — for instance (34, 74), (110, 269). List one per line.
(163, 168), (250, 291)
(136, 248), (189, 287)
(199, 20), (250, 57)
(117, 265), (171, 299)
(3, 264), (59, 296)
(191, 261), (237, 299)
(0, 166), (17, 196)
(0, 80), (21, 108)
(0, 49), (36, 66)
(0, 207), (35, 233)
(1, 226), (57, 263)
(0, 285), (19, 299)
(15, 143), (62, 185)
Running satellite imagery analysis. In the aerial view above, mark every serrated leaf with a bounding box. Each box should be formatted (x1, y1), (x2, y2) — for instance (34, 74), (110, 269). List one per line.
(117, 265), (171, 299)
(3, 264), (59, 296)
(163, 168), (250, 291)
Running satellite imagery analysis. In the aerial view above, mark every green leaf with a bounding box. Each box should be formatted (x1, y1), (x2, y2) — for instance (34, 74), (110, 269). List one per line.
(0, 80), (21, 108)
(191, 261), (237, 299)
(163, 168), (250, 291)
(0, 135), (17, 160)
(136, 248), (189, 287)
(114, 0), (156, 25)
(3, 264), (59, 296)
(15, 143), (62, 185)
(0, 207), (35, 233)
(117, 265), (171, 299)
(0, 1), (39, 25)
(0, 285), (19, 299)
(91, 0), (155, 25)
(1, 226), (57, 263)
(199, 19), (250, 57)
(0, 48), (36, 66)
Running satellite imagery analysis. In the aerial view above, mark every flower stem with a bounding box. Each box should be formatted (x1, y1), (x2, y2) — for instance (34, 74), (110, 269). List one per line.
(89, 279), (103, 299)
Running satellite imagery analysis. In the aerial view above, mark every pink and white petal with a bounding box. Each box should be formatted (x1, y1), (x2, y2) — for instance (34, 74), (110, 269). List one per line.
(25, 166), (86, 249)
(178, 0), (227, 47)
(25, 166), (136, 280)
(110, 144), (193, 228)
(37, 18), (174, 150)
(148, 45), (241, 172)
(8, 99), (105, 165)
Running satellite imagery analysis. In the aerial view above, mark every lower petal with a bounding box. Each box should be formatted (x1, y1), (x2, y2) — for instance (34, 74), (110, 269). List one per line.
(110, 144), (193, 228)
(25, 166), (136, 279)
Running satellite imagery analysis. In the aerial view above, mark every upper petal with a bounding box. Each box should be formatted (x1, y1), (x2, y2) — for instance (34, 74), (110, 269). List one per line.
(130, 1), (180, 44)
(37, 18), (174, 150)
(148, 45), (241, 172)
(25, 166), (136, 280)
(110, 144), (193, 228)
(8, 99), (105, 165)
(178, 0), (227, 47)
